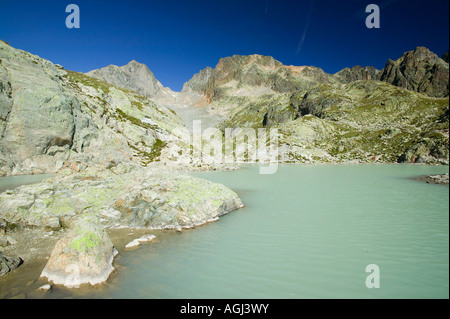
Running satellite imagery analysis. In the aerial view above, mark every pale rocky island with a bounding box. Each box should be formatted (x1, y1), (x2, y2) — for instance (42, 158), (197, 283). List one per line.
(0, 39), (448, 296)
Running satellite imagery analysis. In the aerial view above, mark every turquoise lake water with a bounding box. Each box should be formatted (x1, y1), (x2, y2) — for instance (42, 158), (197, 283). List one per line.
(0, 174), (54, 193)
(68, 164), (449, 299)
(3, 165), (449, 299)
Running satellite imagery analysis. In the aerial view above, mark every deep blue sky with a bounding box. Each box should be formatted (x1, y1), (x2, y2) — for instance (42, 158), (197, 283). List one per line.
(0, 0), (448, 91)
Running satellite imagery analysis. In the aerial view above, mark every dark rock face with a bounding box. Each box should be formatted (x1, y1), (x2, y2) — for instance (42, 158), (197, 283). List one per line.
(333, 66), (379, 83)
(290, 84), (345, 119)
(377, 47), (449, 98)
(442, 51), (449, 63)
(262, 103), (297, 128)
(397, 137), (449, 164)
(291, 91), (322, 118)
(0, 252), (22, 276)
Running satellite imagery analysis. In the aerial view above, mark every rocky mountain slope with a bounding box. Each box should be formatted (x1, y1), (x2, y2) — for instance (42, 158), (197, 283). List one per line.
(4, 40), (446, 170)
(184, 47), (448, 106)
(0, 40), (190, 176)
(378, 47), (449, 98)
(175, 48), (448, 165)
(0, 40), (245, 288)
(184, 54), (328, 108)
(333, 66), (379, 84)
(75, 46), (449, 165)
(0, 39), (448, 291)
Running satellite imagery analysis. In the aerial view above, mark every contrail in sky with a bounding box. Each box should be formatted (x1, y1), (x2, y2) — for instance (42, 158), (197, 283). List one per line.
(296, 0), (316, 54)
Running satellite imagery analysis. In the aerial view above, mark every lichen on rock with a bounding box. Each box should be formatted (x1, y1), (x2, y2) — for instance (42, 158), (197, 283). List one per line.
(40, 214), (118, 288)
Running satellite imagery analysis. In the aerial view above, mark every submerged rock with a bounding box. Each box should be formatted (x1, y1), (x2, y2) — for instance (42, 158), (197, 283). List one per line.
(0, 252), (23, 276)
(423, 173), (449, 185)
(125, 239), (141, 249)
(137, 234), (156, 241)
(26, 284), (53, 298)
(38, 284), (52, 292)
(125, 234), (156, 249)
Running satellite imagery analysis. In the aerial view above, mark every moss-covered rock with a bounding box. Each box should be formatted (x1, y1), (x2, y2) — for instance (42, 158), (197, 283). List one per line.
(40, 214), (117, 288)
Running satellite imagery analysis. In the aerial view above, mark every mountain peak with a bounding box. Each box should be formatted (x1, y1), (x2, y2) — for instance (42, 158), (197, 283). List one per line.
(215, 54), (283, 71)
(86, 60), (163, 98)
(126, 60), (148, 68)
(402, 46), (441, 63)
(378, 46), (449, 97)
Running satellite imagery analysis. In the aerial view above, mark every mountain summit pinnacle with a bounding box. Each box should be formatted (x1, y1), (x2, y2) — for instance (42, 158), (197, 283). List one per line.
(86, 60), (175, 100)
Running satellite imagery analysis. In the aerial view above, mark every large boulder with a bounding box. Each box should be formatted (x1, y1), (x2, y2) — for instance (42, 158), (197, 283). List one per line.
(0, 163), (244, 231)
(40, 215), (117, 288)
(113, 167), (245, 229)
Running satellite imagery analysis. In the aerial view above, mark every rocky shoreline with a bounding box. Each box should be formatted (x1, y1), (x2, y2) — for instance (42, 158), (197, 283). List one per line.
(0, 226), (180, 298)
(1, 163), (449, 298)
(0, 161), (244, 297)
(0, 39), (448, 298)
(416, 173), (449, 185)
